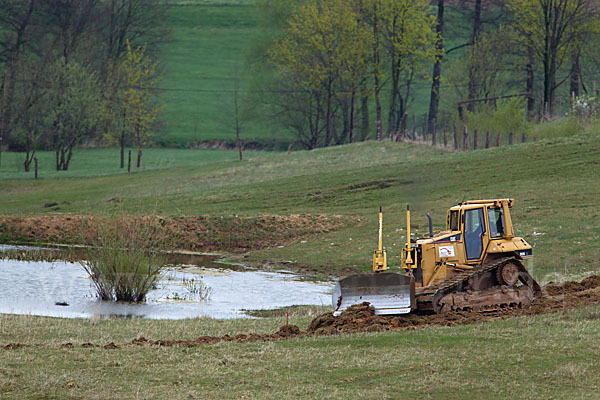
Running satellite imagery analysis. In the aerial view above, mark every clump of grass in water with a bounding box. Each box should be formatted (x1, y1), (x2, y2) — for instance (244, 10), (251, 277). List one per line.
(80, 217), (169, 302)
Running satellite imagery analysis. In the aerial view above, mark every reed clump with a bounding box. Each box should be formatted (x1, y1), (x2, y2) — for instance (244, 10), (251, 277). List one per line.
(81, 217), (169, 302)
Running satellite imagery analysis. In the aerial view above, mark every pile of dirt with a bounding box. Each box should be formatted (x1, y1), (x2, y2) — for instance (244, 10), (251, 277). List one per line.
(126, 324), (303, 348)
(0, 213), (351, 253)
(544, 276), (600, 296)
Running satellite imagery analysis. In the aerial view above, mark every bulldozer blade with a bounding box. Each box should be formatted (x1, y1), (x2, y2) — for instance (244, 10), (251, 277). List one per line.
(332, 273), (415, 316)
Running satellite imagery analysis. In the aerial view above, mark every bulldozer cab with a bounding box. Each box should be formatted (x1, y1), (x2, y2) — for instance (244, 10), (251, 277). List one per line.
(447, 199), (516, 264)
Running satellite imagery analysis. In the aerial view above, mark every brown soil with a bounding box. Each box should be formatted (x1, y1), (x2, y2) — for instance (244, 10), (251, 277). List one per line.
(0, 213), (350, 253)
(4, 276), (600, 351)
(307, 275), (600, 335)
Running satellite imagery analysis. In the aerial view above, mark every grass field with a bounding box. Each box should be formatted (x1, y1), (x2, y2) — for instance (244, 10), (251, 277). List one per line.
(1, 304), (599, 398)
(0, 148), (262, 180)
(1, 131), (599, 281)
(158, 1), (297, 147)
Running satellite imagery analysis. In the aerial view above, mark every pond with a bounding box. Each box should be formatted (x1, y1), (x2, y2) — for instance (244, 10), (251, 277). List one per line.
(0, 246), (332, 319)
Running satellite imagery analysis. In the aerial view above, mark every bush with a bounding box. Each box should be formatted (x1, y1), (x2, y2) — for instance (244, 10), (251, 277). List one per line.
(528, 117), (582, 140)
(569, 94), (600, 119)
(463, 97), (529, 137)
(81, 217), (169, 302)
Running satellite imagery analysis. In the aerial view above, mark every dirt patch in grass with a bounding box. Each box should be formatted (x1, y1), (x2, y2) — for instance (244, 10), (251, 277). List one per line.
(2, 275), (596, 352)
(0, 213), (351, 253)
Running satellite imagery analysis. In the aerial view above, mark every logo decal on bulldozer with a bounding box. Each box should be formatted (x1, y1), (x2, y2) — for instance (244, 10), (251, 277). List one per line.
(439, 245), (455, 258)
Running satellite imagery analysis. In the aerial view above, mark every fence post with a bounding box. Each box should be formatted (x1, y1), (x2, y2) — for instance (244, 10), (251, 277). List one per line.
(508, 132), (513, 145)
(128, 150), (132, 173)
(453, 123), (458, 150)
(485, 130), (490, 148)
(463, 126), (468, 151)
(34, 157), (38, 180)
(496, 132), (502, 147)
(473, 129), (478, 150)
(422, 115), (427, 141)
(412, 113), (417, 140)
(431, 118), (437, 146)
(522, 133), (527, 143)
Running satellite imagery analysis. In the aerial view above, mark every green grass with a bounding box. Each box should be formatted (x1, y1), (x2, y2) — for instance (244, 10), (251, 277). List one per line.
(1, 305), (600, 398)
(1, 132), (599, 281)
(0, 147), (262, 179)
(155, 2), (475, 147)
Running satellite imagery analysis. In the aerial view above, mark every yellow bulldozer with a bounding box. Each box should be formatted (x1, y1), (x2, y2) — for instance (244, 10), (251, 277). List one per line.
(333, 199), (541, 315)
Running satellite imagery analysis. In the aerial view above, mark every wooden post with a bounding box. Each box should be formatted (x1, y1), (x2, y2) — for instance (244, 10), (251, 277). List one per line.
(453, 123), (458, 150)
(431, 118), (437, 146)
(485, 130), (490, 149)
(463, 126), (468, 151)
(422, 115), (427, 141)
(522, 133), (527, 143)
(34, 157), (38, 180)
(128, 150), (131, 173)
(508, 132), (513, 145)
(412, 113), (417, 140)
(473, 129), (478, 150)
(443, 124), (448, 147)
(496, 132), (502, 147)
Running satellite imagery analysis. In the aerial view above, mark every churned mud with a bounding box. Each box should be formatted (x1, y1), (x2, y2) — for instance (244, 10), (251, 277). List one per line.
(307, 275), (600, 335)
(3, 276), (600, 351)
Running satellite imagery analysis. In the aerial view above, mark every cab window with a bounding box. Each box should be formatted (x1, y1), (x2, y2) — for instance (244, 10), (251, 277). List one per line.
(487, 207), (505, 238)
(449, 210), (459, 231)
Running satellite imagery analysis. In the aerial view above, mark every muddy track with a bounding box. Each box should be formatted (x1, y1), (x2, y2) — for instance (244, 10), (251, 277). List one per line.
(3, 276), (600, 351)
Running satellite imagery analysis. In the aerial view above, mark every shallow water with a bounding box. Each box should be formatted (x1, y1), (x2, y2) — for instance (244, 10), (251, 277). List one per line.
(0, 249), (332, 319)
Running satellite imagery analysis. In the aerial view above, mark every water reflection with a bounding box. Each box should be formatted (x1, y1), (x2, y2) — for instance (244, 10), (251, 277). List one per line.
(0, 246), (332, 319)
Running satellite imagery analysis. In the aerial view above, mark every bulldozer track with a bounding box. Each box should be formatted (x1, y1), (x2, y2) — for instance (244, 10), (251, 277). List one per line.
(415, 257), (541, 313)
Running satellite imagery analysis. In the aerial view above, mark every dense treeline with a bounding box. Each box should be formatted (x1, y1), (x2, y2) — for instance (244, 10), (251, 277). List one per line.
(0, 0), (167, 170)
(252, 0), (600, 149)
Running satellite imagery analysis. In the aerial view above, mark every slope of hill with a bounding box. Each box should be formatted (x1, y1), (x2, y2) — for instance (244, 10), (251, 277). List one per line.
(1, 132), (598, 281)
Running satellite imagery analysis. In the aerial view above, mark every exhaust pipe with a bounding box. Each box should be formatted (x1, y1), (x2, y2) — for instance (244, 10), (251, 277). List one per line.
(427, 213), (433, 237)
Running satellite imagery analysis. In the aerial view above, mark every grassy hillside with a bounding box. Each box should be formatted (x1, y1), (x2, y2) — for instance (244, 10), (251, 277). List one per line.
(1, 304), (600, 398)
(156, 1), (477, 147)
(1, 132), (599, 281)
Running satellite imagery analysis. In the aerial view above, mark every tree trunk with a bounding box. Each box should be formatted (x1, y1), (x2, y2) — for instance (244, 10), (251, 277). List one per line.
(120, 131), (125, 168)
(24, 151), (32, 172)
(388, 58), (399, 138)
(526, 46), (535, 120)
(373, 3), (382, 140)
(360, 86), (369, 141)
(428, 0), (444, 132)
(325, 78), (333, 146)
(466, 0), (482, 112)
(570, 51), (580, 98)
(137, 146), (142, 168)
(349, 90), (356, 143)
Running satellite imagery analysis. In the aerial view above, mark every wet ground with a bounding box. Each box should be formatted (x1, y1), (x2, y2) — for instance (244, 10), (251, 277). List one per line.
(0, 246), (332, 319)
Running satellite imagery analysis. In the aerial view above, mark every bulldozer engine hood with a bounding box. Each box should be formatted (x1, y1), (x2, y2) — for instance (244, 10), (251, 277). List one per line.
(487, 237), (533, 258)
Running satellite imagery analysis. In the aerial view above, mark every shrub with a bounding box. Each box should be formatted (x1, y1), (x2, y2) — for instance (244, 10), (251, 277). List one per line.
(528, 117), (582, 140)
(81, 217), (169, 302)
(569, 94), (600, 119)
(463, 97), (529, 137)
